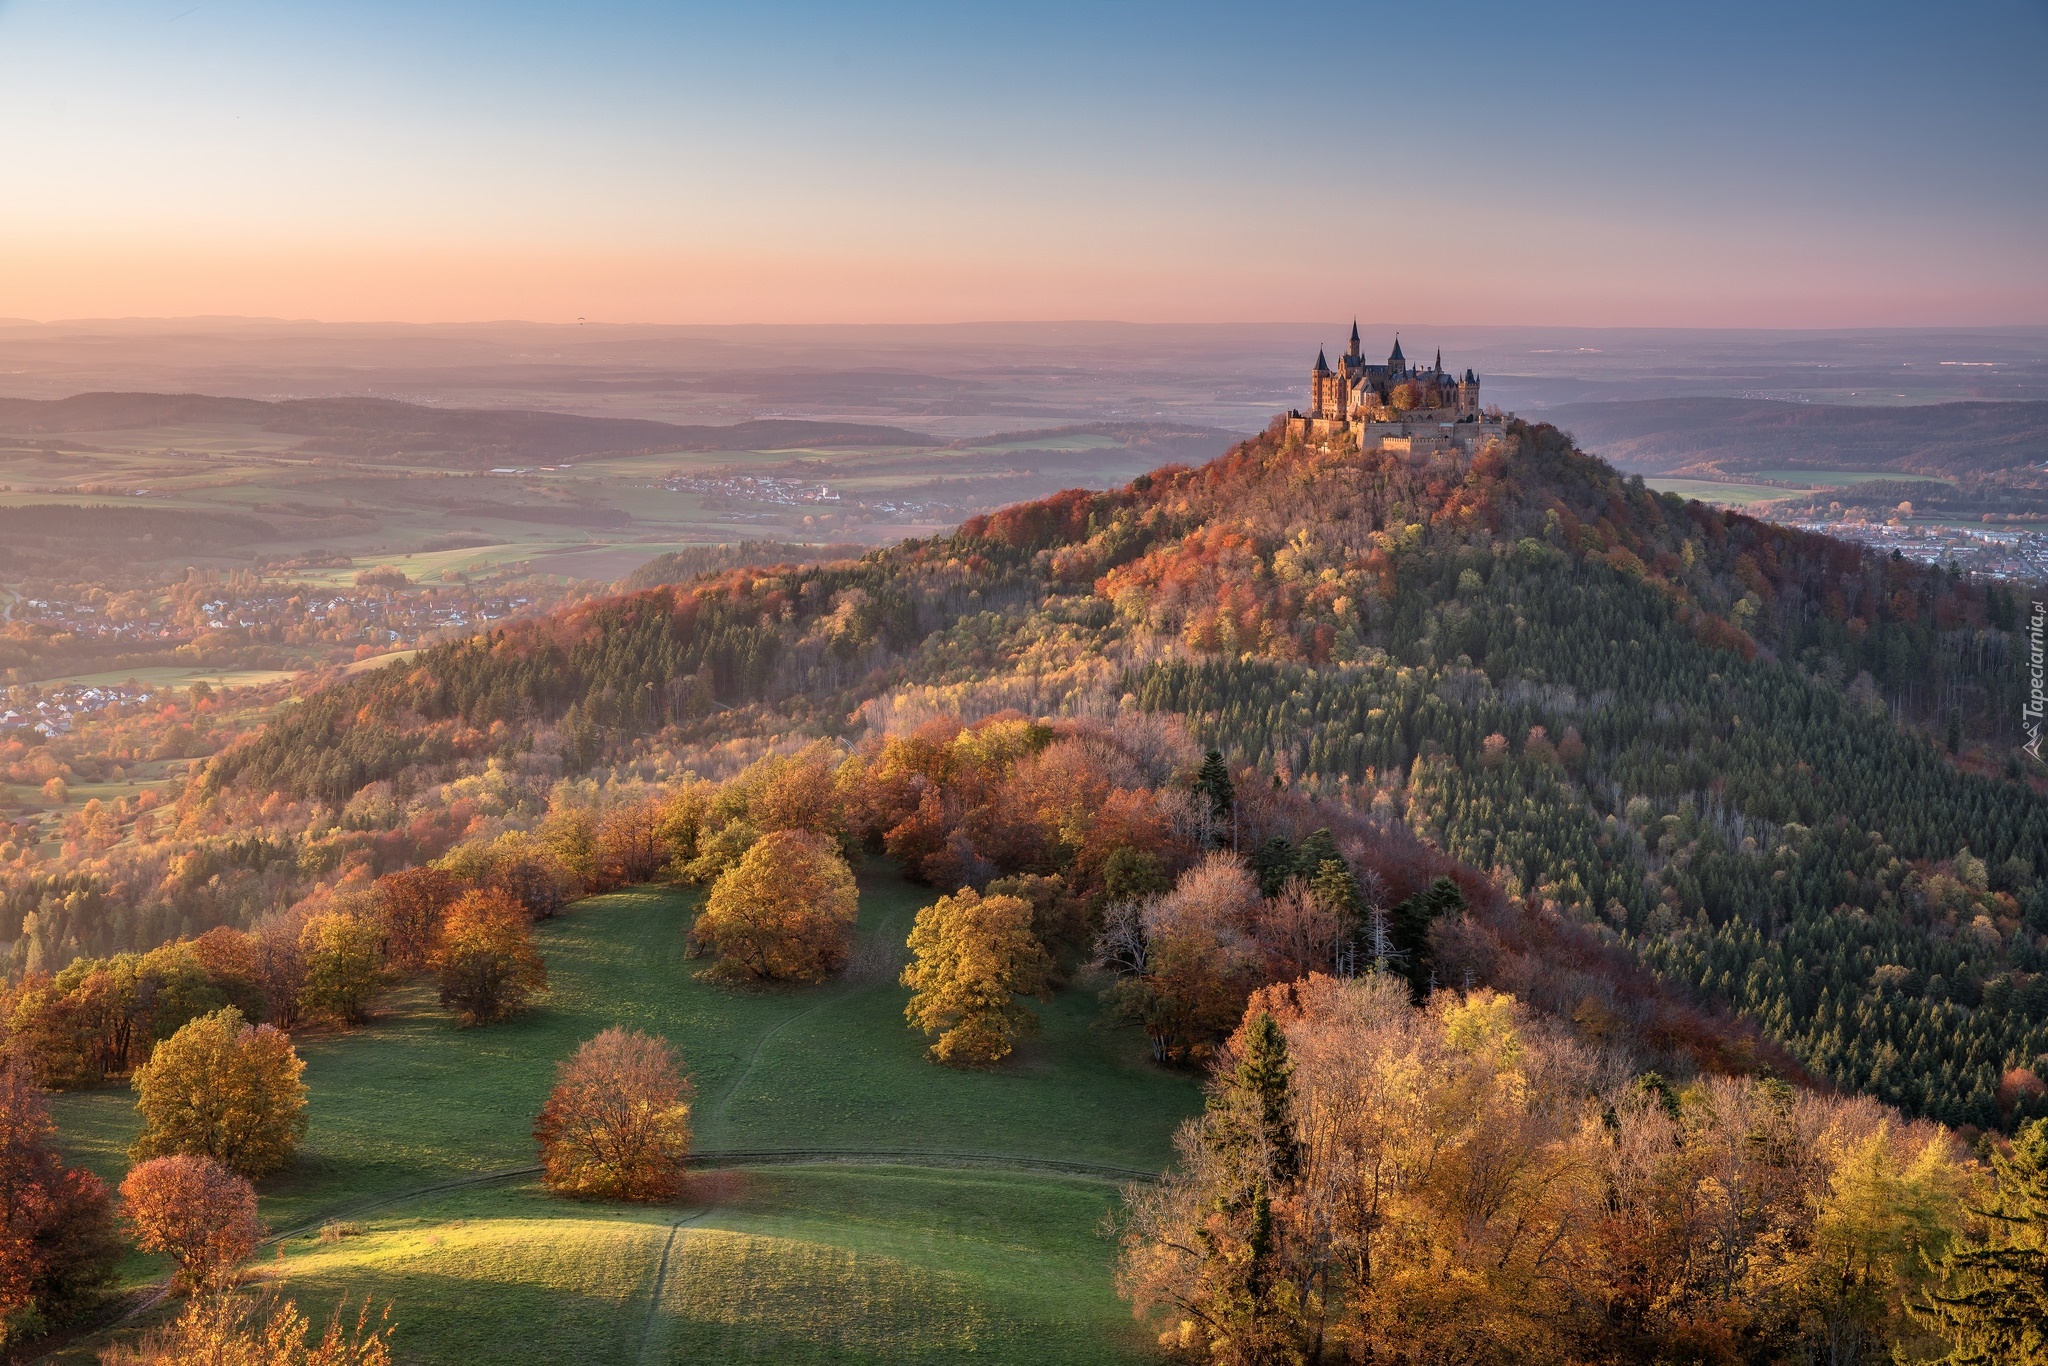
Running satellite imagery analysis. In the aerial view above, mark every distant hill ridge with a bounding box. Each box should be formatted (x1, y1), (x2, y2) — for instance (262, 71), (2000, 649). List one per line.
(0, 391), (936, 466)
(1548, 396), (2048, 475)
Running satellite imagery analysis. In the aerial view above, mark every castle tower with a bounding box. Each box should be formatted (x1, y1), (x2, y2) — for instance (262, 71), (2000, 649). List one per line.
(1457, 367), (1480, 412)
(1347, 320), (1361, 361)
(1434, 348), (1442, 375)
(1387, 336), (1406, 375)
(1311, 347), (1341, 421)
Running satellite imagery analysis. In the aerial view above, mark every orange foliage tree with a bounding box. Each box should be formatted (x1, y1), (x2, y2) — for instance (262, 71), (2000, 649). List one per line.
(101, 1290), (393, 1366)
(129, 1008), (308, 1179)
(533, 1028), (693, 1202)
(369, 867), (459, 972)
(692, 829), (858, 984)
(119, 1155), (262, 1292)
(0, 1062), (118, 1346)
(432, 888), (547, 1026)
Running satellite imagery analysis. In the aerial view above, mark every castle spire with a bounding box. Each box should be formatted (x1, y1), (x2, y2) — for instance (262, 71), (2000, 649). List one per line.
(1388, 335), (1405, 369)
(1348, 320), (1361, 358)
(1435, 348), (1442, 373)
(1313, 347), (1330, 374)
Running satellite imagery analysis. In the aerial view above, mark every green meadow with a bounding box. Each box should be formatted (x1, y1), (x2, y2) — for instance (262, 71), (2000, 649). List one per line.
(1642, 477), (1799, 506)
(47, 872), (1199, 1363)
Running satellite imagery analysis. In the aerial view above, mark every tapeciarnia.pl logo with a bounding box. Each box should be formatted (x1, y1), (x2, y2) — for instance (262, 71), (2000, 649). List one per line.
(2026, 599), (2045, 763)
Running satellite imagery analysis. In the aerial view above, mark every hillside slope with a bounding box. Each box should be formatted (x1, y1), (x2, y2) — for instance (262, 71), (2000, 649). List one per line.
(18, 415), (2048, 1127)
(47, 877), (1182, 1365)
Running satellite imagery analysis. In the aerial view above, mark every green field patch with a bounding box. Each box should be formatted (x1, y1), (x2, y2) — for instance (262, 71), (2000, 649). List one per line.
(80, 1167), (1156, 1366)
(1737, 468), (1948, 488)
(37, 662), (303, 691)
(1644, 478), (1798, 505)
(959, 434), (1122, 454)
(50, 873), (1195, 1254)
(51, 873), (1185, 1363)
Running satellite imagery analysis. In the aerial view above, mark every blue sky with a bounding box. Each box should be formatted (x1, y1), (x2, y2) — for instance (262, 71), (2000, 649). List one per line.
(0, 0), (2042, 324)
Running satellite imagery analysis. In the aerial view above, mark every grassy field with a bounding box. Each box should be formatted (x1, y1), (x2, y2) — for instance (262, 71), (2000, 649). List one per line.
(245, 1167), (1151, 1366)
(1643, 477), (1799, 506)
(47, 869), (1197, 1363)
(38, 663), (303, 691)
(1741, 468), (1946, 487)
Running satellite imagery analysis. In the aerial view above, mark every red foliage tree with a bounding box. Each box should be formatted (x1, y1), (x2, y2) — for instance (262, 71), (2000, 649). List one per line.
(0, 1061), (118, 1343)
(533, 1028), (694, 1202)
(370, 866), (460, 972)
(119, 1155), (263, 1292)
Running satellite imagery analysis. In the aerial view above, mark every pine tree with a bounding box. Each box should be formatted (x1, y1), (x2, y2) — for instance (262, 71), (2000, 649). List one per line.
(1209, 1011), (1299, 1183)
(1251, 837), (1296, 898)
(1196, 750), (1235, 821)
(1915, 1117), (2048, 1364)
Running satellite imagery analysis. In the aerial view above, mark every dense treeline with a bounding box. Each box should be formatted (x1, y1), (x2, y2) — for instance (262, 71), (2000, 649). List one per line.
(203, 553), (956, 801)
(1119, 979), (2048, 1366)
(1128, 529), (2047, 1129)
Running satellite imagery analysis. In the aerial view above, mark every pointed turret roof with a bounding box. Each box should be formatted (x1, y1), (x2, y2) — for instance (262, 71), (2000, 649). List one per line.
(1435, 348), (1442, 373)
(1349, 319), (1360, 348)
(1388, 336), (1405, 366)
(1314, 347), (1330, 374)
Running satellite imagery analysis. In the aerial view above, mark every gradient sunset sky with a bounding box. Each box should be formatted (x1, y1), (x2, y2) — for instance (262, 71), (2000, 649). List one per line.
(2, 0), (2043, 327)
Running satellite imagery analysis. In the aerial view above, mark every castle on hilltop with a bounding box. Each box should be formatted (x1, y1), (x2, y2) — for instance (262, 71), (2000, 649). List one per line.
(1285, 323), (1506, 456)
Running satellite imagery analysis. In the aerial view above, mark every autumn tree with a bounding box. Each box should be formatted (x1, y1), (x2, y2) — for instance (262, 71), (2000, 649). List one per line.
(1251, 879), (1337, 982)
(432, 888), (547, 1026)
(985, 872), (1089, 971)
(533, 1028), (693, 1202)
(442, 833), (574, 920)
(119, 1155), (262, 1291)
(0, 1061), (118, 1347)
(692, 829), (858, 984)
(298, 909), (386, 1026)
(190, 927), (267, 1024)
(597, 798), (667, 884)
(901, 889), (1052, 1066)
(130, 1008), (308, 1179)
(1100, 855), (1265, 1063)
(369, 867), (458, 972)
(250, 916), (309, 1029)
(101, 1290), (393, 1366)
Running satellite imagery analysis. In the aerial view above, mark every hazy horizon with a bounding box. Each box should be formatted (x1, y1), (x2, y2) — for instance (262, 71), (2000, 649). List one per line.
(3, 0), (2044, 328)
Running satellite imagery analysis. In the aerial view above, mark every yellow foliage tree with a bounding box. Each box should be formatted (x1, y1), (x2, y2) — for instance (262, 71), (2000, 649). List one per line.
(901, 890), (1051, 1066)
(130, 1008), (308, 1179)
(692, 829), (857, 983)
(297, 909), (385, 1026)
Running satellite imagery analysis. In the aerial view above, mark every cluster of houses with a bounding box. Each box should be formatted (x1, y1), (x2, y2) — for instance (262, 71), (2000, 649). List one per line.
(0, 685), (154, 737)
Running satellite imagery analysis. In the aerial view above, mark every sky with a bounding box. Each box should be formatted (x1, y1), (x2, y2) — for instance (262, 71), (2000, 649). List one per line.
(0, 0), (2044, 327)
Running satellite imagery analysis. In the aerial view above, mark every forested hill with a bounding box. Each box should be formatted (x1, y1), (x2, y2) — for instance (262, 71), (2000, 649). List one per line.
(172, 417), (2048, 1124)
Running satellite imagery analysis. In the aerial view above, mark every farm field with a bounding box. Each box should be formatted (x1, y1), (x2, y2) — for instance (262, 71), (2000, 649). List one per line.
(0, 409), (1207, 579)
(45, 871), (1199, 1363)
(1641, 477), (1795, 505)
(1741, 468), (1948, 486)
(40, 663), (303, 692)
